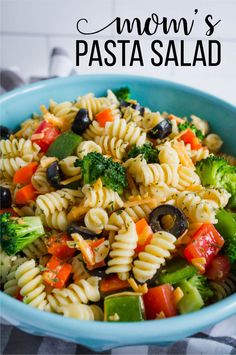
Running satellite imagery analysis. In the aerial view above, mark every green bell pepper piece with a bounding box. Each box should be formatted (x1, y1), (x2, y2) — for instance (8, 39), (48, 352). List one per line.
(158, 264), (197, 285)
(46, 131), (82, 160)
(216, 209), (236, 238)
(104, 292), (145, 322)
(228, 193), (236, 209)
(177, 280), (204, 314)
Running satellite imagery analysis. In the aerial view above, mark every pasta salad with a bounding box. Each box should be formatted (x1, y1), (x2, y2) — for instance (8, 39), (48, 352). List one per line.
(0, 87), (236, 322)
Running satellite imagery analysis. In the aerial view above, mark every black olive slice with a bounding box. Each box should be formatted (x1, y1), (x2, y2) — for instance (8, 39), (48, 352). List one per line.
(149, 205), (188, 238)
(147, 119), (172, 139)
(0, 125), (13, 140)
(46, 161), (63, 189)
(67, 223), (100, 239)
(71, 109), (91, 135)
(0, 186), (12, 209)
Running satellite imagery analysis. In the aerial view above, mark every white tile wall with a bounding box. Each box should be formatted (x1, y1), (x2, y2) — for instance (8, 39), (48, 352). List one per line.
(0, 0), (236, 105)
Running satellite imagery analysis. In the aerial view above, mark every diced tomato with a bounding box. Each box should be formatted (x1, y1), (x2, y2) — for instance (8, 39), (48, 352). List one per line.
(180, 128), (202, 150)
(16, 291), (23, 301)
(47, 233), (76, 259)
(0, 208), (18, 216)
(206, 255), (230, 281)
(31, 120), (60, 152)
(87, 260), (106, 271)
(15, 184), (37, 205)
(95, 108), (114, 127)
(43, 255), (72, 289)
(184, 224), (224, 267)
(100, 274), (130, 294)
(13, 162), (38, 185)
(143, 284), (177, 319)
(135, 218), (153, 254)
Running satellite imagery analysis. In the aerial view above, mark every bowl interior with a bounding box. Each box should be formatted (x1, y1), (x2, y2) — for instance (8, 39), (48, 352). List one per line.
(0, 75), (236, 351)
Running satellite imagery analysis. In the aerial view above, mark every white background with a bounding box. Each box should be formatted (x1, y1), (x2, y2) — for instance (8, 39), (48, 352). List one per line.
(0, 0), (236, 105)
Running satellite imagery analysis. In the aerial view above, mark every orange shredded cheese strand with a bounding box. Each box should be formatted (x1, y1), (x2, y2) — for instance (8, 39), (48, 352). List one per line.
(191, 257), (206, 272)
(124, 197), (157, 208)
(67, 203), (89, 223)
(173, 140), (195, 169)
(173, 287), (184, 305)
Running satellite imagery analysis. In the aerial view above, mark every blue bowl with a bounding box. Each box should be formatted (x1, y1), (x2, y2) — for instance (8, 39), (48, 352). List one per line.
(0, 75), (236, 351)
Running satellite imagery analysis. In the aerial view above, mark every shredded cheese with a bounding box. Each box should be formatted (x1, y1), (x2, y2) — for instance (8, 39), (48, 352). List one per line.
(61, 174), (82, 185)
(124, 197), (157, 208)
(67, 203), (89, 223)
(191, 257), (206, 272)
(155, 311), (166, 319)
(173, 287), (184, 305)
(172, 140), (195, 169)
(128, 278), (148, 295)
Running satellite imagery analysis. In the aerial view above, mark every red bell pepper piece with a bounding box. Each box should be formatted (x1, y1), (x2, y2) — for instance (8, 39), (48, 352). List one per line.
(143, 284), (177, 319)
(31, 120), (60, 152)
(184, 224), (224, 267)
(100, 274), (130, 294)
(180, 128), (202, 150)
(13, 162), (38, 185)
(47, 233), (76, 259)
(15, 184), (37, 205)
(43, 255), (72, 289)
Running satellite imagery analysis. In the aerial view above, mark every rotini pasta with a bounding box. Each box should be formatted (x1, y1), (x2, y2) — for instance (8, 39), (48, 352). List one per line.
(31, 166), (54, 193)
(104, 119), (146, 146)
(82, 183), (124, 210)
(61, 303), (104, 320)
(3, 256), (27, 296)
(47, 277), (101, 313)
(132, 231), (176, 283)
(15, 259), (48, 310)
(22, 237), (48, 259)
(36, 188), (83, 217)
(0, 138), (40, 162)
(106, 212), (138, 280)
(71, 256), (90, 283)
(94, 136), (128, 160)
(210, 274), (236, 300)
(84, 207), (108, 233)
(59, 156), (81, 177)
(0, 157), (28, 179)
(76, 141), (102, 160)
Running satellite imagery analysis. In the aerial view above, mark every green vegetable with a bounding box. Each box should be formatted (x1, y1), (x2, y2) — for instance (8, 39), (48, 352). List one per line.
(46, 131), (82, 160)
(188, 275), (214, 302)
(113, 87), (131, 101)
(127, 143), (159, 163)
(75, 152), (127, 194)
(104, 292), (145, 322)
(228, 192), (236, 209)
(158, 264), (197, 285)
(178, 121), (204, 140)
(0, 213), (45, 255)
(196, 156), (236, 195)
(177, 280), (204, 314)
(216, 209), (236, 263)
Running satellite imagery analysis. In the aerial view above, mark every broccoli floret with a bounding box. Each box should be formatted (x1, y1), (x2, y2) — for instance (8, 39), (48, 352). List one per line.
(0, 213), (45, 255)
(75, 152), (127, 194)
(113, 87), (130, 101)
(178, 121), (204, 140)
(196, 156), (236, 195)
(188, 275), (214, 302)
(216, 209), (236, 263)
(127, 143), (159, 164)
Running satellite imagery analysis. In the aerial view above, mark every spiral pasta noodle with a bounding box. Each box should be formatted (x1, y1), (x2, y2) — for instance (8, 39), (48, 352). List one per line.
(170, 191), (218, 223)
(3, 257), (27, 296)
(61, 304), (104, 320)
(22, 237), (48, 259)
(125, 156), (179, 187)
(186, 144), (210, 164)
(49, 99), (78, 123)
(210, 274), (236, 300)
(31, 166), (54, 194)
(177, 166), (201, 190)
(76, 141), (102, 160)
(83, 120), (104, 140)
(204, 133), (223, 153)
(76, 93), (117, 119)
(84, 207), (108, 233)
(106, 212), (138, 280)
(139, 182), (177, 203)
(40, 210), (68, 232)
(198, 188), (231, 208)
(36, 188), (83, 217)
(132, 231), (176, 283)
(94, 136), (128, 160)
(82, 184), (124, 210)
(0, 248), (15, 284)
(47, 277), (101, 313)
(0, 157), (28, 179)
(0, 138), (40, 162)
(15, 259), (48, 310)
(158, 142), (180, 167)
(104, 119), (146, 146)
(59, 156), (81, 177)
